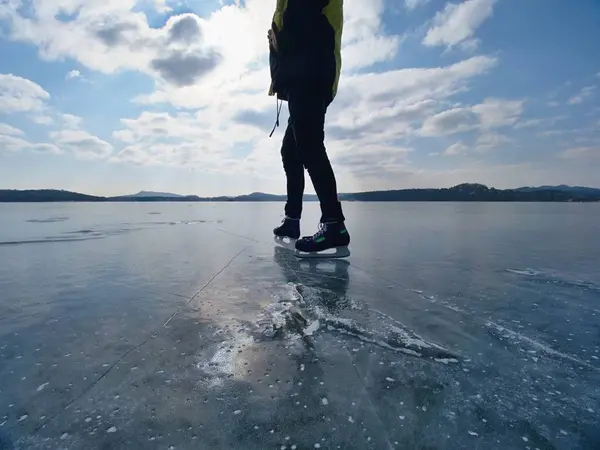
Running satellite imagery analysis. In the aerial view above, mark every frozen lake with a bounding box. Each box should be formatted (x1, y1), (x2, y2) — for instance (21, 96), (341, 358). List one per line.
(0, 201), (599, 449)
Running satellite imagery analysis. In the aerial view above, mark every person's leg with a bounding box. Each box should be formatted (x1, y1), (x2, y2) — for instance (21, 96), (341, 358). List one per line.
(287, 90), (345, 223)
(273, 118), (303, 240)
(281, 117), (304, 219)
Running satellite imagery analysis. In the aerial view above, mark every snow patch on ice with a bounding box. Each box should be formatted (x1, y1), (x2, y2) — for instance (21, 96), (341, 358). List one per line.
(435, 358), (459, 365)
(506, 268), (543, 277)
(304, 319), (320, 336)
(196, 332), (255, 387)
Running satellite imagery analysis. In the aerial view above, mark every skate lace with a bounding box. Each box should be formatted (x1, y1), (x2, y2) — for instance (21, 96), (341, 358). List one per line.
(313, 222), (328, 239)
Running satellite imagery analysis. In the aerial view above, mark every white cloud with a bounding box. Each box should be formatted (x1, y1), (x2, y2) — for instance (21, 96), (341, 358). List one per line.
(472, 98), (524, 129)
(421, 107), (477, 136)
(568, 86), (596, 105)
(62, 114), (83, 128)
(66, 69), (81, 80)
(420, 98), (524, 136)
(32, 115), (54, 125)
(443, 141), (468, 156)
(109, 55), (497, 176)
(0, 123), (24, 136)
(0, 134), (28, 152)
(3, 4), (222, 86)
(423, 0), (496, 49)
(459, 37), (480, 53)
(559, 146), (598, 161)
(29, 143), (63, 154)
(475, 132), (509, 150)
(342, 35), (401, 72)
(0, 73), (50, 113)
(405, 0), (430, 10)
(1, 0), (402, 89)
(151, 0), (172, 14)
(0, 133), (61, 154)
(439, 132), (509, 157)
(514, 116), (566, 129)
(51, 129), (114, 160)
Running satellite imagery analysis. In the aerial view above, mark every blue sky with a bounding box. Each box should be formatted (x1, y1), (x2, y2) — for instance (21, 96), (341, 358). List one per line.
(0, 0), (599, 196)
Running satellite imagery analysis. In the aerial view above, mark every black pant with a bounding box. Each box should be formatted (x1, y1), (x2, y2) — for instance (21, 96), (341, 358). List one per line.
(280, 89), (345, 223)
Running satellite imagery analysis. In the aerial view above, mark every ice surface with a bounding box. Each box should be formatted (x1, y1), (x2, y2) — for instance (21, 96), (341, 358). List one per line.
(0, 202), (599, 450)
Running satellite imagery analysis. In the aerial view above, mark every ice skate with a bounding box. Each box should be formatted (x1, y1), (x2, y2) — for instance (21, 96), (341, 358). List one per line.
(273, 216), (300, 249)
(294, 221), (350, 259)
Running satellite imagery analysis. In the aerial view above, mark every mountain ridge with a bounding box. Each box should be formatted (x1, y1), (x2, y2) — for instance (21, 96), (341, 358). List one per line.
(1, 184), (599, 202)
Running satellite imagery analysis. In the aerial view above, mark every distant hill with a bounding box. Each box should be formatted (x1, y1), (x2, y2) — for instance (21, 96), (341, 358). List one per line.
(515, 185), (600, 196)
(233, 192), (287, 202)
(1, 184), (599, 202)
(109, 194), (203, 202)
(128, 191), (185, 198)
(0, 189), (103, 202)
(339, 183), (600, 202)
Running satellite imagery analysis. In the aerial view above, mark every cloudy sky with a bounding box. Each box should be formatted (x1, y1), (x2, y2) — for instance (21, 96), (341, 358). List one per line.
(0, 0), (599, 196)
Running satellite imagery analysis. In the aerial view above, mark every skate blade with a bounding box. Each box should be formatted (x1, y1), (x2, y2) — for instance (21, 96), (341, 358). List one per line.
(273, 235), (297, 250)
(294, 246), (351, 259)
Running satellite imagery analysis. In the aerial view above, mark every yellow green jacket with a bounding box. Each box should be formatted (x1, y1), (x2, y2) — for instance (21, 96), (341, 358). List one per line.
(268, 0), (343, 103)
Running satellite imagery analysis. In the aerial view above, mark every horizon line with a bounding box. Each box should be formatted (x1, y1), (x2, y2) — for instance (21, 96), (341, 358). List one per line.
(2, 183), (600, 199)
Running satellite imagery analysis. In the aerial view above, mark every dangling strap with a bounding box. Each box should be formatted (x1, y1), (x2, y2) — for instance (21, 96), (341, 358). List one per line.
(269, 98), (283, 137)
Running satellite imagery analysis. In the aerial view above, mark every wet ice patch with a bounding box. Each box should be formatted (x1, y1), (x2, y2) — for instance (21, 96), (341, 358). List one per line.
(506, 268), (600, 292)
(486, 321), (596, 369)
